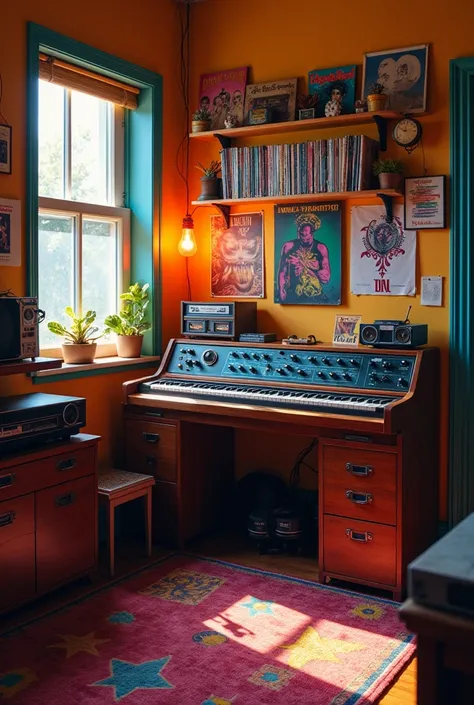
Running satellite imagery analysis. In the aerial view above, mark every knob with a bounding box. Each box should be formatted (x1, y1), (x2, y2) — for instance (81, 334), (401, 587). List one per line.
(342, 373), (351, 380)
(177, 363), (183, 370)
(382, 361), (392, 369)
(242, 352), (250, 359)
(400, 359), (409, 367)
(398, 377), (408, 387)
(290, 354), (299, 362)
(336, 358), (345, 366)
(228, 364), (236, 372)
(350, 358), (359, 366)
(187, 348), (195, 355)
(283, 364), (293, 371)
(308, 356), (317, 363)
(262, 353), (271, 360)
(322, 357), (330, 365)
(276, 368), (284, 374)
(297, 369), (306, 376)
(370, 372), (378, 381)
(238, 365), (246, 372)
(179, 348), (187, 354)
(249, 366), (258, 374)
(381, 375), (390, 382)
(252, 353), (260, 359)
(329, 371), (338, 379)
(265, 365), (272, 372)
(317, 371), (325, 378)
(192, 360), (201, 367)
(185, 358), (193, 366)
(231, 351), (239, 358)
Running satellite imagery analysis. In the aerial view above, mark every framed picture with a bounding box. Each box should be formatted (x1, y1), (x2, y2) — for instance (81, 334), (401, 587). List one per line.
(198, 67), (249, 129)
(361, 44), (428, 113)
(0, 124), (12, 175)
(244, 78), (297, 125)
(0, 198), (21, 266)
(333, 315), (361, 346)
(404, 175), (446, 230)
(210, 212), (265, 298)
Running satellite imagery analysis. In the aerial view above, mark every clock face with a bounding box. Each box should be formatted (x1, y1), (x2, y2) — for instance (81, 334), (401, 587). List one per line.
(393, 118), (422, 147)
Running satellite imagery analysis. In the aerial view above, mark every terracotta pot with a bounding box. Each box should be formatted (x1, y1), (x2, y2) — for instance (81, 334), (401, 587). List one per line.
(197, 176), (222, 201)
(378, 172), (403, 190)
(191, 120), (211, 133)
(367, 94), (387, 112)
(62, 342), (97, 364)
(116, 334), (144, 358)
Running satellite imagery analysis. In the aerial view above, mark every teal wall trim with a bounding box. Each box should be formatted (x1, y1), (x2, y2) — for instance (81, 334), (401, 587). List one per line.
(27, 23), (162, 354)
(449, 57), (474, 526)
(30, 359), (158, 384)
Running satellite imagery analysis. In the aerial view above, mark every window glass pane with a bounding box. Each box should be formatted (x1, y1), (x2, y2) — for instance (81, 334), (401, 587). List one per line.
(82, 218), (119, 341)
(38, 81), (65, 199)
(38, 214), (75, 347)
(71, 92), (111, 205)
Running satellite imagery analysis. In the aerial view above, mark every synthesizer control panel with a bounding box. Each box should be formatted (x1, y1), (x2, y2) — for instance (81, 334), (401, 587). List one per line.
(166, 341), (417, 392)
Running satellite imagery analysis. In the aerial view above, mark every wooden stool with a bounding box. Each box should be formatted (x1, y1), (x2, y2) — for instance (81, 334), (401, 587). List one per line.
(98, 469), (155, 577)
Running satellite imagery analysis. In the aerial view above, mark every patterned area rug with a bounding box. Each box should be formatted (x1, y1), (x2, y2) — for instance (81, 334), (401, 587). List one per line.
(0, 555), (414, 704)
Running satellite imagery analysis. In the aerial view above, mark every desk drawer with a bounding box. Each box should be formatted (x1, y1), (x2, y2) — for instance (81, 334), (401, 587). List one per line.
(126, 420), (177, 482)
(0, 494), (34, 544)
(0, 494), (36, 611)
(323, 515), (396, 587)
(0, 446), (95, 500)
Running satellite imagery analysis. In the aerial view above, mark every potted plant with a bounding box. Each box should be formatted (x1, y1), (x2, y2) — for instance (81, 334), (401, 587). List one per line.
(373, 158), (404, 190)
(195, 160), (222, 201)
(191, 107), (212, 133)
(104, 282), (151, 358)
(366, 82), (387, 112)
(47, 308), (104, 364)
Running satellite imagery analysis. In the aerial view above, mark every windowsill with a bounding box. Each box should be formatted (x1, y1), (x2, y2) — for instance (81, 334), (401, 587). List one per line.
(30, 355), (160, 384)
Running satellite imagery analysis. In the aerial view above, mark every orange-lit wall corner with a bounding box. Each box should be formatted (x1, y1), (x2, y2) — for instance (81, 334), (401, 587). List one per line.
(2, 0), (187, 462)
(186, 0), (474, 519)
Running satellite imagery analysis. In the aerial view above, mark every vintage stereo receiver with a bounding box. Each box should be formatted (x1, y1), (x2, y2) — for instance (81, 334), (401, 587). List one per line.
(0, 296), (43, 361)
(0, 393), (86, 454)
(359, 320), (428, 348)
(181, 301), (257, 340)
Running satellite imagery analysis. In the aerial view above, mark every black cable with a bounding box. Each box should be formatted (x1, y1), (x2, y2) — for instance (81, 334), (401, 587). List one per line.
(185, 258), (192, 300)
(290, 438), (318, 487)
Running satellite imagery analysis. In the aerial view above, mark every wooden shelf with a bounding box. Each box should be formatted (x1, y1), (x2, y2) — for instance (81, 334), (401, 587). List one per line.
(189, 110), (401, 143)
(0, 357), (62, 377)
(191, 189), (402, 207)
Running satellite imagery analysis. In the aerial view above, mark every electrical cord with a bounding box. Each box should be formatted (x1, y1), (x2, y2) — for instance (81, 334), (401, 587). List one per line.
(290, 438), (318, 487)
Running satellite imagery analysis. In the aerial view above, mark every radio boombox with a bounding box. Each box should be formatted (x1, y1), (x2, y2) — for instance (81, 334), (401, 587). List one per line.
(181, 301), (257, 340)
(359, 320), (428, 348)
(0, 296), (42, 361)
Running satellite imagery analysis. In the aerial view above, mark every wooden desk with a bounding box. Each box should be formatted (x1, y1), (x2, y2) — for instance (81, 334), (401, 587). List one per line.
(399, 598), (474, 704)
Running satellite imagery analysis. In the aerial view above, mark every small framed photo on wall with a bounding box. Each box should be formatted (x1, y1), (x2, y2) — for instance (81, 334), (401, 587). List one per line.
(0, 124), (12, 174)
(404, 175), (446, 230)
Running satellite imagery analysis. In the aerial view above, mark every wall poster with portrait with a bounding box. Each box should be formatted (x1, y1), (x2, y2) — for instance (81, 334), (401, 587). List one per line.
(210, 212), (264, 298)
(274, 203), (342, 305)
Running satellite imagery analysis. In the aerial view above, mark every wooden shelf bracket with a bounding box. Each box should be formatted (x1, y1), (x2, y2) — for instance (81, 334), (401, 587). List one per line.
(377, 192), (395, 222)
(215, 133), (232, 150)
(212, 204), (230, 227)
(372, 114), (389, 151)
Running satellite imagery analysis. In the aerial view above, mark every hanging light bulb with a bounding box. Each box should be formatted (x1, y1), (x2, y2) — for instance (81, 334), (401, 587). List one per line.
(178, 214), (197, 257)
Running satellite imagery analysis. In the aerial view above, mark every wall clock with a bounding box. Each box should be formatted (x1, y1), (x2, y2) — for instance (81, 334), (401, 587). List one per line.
(392, 117), (423, 153)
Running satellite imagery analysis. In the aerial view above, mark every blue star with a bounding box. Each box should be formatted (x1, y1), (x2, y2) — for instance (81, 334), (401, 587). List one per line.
(107, 611), (135, 625)
(92, 657), (173, 700)
(239, 596), (274, 617)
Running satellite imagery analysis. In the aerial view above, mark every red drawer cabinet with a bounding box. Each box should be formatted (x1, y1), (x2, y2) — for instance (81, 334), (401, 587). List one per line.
(0, 434), (100, 614)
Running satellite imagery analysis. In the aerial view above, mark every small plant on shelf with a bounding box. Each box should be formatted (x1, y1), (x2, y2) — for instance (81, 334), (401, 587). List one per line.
(366, 82), (387, 112)
(373, 158), (404, 190)
(47, 308), (104, 364)
(191, 107), (211, 133)
(195, 160), (222, 201)
(104, 282), (151, 358)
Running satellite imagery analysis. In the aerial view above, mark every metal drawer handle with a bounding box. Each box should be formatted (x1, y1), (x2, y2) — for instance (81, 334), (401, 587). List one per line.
(55, 492), (75, 507)
(0, 473), (15, 489)
(346, 490), (373, 505)
(0, 511), (15, 527)
(346, 528), (373, 543)
(143, 432), (160, 443)
(56, 457), (77, 472)
(346, 463), (373, 476)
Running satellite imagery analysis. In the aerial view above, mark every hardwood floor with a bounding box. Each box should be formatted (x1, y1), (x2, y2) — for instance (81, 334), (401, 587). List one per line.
(2, 535), (416, 704)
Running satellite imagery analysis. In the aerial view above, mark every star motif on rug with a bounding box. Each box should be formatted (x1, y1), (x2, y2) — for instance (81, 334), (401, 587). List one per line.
(239, 596), (274, 616)
(0, 668), (37, 700)
(92, 657), (173, 700)
(48, 632), (110, 658)
(108, 611), (136, 625)
(351, 603), (385, 621)
(281, 626), (364, 667)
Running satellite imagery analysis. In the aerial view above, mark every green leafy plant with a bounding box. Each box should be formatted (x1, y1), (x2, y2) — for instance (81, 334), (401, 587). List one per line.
(104, 282), (151, 336)
(368, 82), (386, 95)
(372, 158), (404, 175)
(192, 107), (211, 121)
(195, 160), (221, 178)
(47, 308), (103, 344)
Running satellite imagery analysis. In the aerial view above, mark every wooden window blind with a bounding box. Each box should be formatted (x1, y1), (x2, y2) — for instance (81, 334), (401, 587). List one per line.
(39, 53), (139, 109)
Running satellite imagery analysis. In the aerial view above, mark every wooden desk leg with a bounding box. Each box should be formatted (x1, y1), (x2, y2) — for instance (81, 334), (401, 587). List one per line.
(108, 500), (115, 578)
(145, 489), (152, 557)
(416, 636), (441, 705)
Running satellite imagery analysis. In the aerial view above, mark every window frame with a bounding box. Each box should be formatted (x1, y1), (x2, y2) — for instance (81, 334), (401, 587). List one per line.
(27, 23), (163, 360)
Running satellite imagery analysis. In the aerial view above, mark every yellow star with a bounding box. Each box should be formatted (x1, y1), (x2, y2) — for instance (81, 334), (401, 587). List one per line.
(280, 626), (364, 668)
(48, 632), (110, 658)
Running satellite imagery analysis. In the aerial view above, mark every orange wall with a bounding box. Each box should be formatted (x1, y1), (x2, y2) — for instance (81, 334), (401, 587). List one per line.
(1, 0), (187, 465)
(187, 0), (474, 518)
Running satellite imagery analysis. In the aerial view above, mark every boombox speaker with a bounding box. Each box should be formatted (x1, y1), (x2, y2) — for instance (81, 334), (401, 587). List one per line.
(359, 320), (428, 348)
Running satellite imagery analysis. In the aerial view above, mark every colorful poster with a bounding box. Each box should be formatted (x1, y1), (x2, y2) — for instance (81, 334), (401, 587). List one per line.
(308, 65), (356, 118)
(350, 205), (415, 296)
(274, 202), (342, 305)
(0, 198), (21, 267)
(199, 67), (249, 129)
(211, 212), (264, 298)
(404, 175), (446, 229)
(333, 315), (362, 345)
(362, 45), (428, 113)
(244, 78), (298, 125)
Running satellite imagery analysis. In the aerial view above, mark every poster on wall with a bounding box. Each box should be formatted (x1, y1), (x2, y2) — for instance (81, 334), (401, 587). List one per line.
(308, 65), (356, 118)
(350, 205), (415, 296)
(274, 202), (342, 305)
(0, 198), (21, 267)
(244, 78), (298, 125)
(404, 175), (446, 230)
(199, 67), (249, 129)
(210, 212), (264, 298)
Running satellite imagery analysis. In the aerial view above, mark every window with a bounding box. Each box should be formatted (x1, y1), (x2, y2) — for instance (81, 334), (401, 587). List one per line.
(38, 77), (130, 355)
